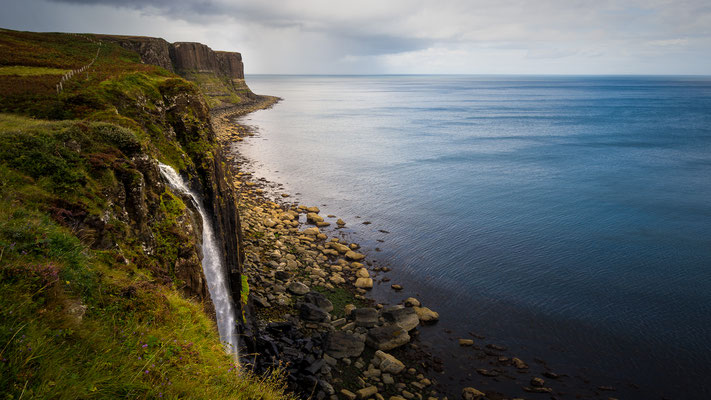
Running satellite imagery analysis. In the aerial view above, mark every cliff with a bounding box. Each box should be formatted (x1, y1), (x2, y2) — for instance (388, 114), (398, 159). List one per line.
(0, 28), (290, 399)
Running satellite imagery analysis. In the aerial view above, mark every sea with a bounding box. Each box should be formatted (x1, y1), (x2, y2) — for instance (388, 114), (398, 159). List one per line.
(235, 75), (711, 399)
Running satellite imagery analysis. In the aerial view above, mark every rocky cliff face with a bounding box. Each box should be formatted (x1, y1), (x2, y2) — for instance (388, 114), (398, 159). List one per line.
(101, 35), (244, 80)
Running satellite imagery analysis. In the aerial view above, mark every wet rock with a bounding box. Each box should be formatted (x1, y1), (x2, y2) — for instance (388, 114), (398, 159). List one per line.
(391, 284), (403, 291)
(306, 206), (320, 213)
(275, 270), (292, 281)
(330, 242), (350, 253)
(374, 350), (405, 374)
(357, 386), (378, 399)
(341, 389), (357, 400)
(353, 308), (379, 328)
(458, 339), (474, 346)
(345, 250), (366, 261)
(345, 304), (357, 316)
(337, 218), (346, 226)
(542, 371), (560, 379)
(355, 277), (374, 289)
(486, 344), (507, 351)
(461, 387), (485, 400)
(300, 303), (329, 322)
(522, 386), (552, 393)
(304, 291), (334, 312)
(326, 331), (365, 359)
(381, 306), (419, 331)
(367, 325), (411, 351)
(302, 227), (320, 235)
(413, 307), (439, 324)
(404, 297), (420, 307)
(476, 368), (499, 377)
(288, 281), (310, 295)
(512, 357), (528, 369)
(530, 377), (545, 387)
(307, 212), (324, 224)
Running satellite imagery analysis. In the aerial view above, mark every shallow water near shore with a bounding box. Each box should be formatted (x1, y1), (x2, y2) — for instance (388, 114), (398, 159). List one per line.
(237, 75), (711, 399)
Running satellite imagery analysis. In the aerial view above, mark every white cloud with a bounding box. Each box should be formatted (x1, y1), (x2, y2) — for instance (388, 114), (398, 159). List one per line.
(1, 0), (710, 74)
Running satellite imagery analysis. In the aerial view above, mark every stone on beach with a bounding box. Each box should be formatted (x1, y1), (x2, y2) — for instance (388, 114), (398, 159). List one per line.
(461, 387), (486, 400)
(459, 339), (474, 346)
(367, 325), (411, 351)
(353, 308), (379, 328)
(302, 227), (320, 235)
(414, 306), (439, 323)
(404, 297), (420, 307)
(287, 281), (309, 295)
(355, 277), (373, 289)
(356, 268), (370, 278)
(307, 212), (324, 224)
(346, 250), (366, 261)
(374, 350), (405, 374)
(300, 302), (329, 322)
(326, 331), (365, 359)
(381, 306), (419, 331)
(337, 218), (346, 226)
(304, 291), (334, 312)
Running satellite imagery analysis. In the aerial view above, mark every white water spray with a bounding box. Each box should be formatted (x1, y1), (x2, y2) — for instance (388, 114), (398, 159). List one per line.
(158, 163), (239, 361)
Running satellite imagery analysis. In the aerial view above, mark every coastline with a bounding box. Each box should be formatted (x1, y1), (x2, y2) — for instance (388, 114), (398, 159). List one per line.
(212, 100), (455, 400)
(211, 96), (627, 400)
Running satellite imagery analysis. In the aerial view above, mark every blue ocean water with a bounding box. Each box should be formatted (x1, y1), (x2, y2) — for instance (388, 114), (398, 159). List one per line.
(236, 75), (711, 399)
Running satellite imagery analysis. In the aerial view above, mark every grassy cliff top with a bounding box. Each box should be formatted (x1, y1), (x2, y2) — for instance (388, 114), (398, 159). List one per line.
(0, 28), (292, 399)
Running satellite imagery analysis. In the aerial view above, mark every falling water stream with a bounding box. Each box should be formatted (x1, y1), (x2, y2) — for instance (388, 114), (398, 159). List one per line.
(158, 163), (239, 361)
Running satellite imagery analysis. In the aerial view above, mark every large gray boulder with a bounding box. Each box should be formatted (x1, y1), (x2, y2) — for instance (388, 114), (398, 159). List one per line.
(381, 305), (419, 331)
(366, 324), (410, 351)
(304, 291), (334, 312)
(326, 331), (365, 359)
(353, 308), (379, 328)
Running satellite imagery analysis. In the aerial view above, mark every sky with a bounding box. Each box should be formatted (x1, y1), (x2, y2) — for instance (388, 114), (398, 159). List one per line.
(1, 0), (710, 75)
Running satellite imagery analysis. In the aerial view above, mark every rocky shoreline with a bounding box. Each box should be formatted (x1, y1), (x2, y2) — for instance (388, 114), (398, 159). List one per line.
(210, 99), (604, 400)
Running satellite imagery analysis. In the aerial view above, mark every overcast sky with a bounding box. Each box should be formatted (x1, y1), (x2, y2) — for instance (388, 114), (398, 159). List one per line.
(2, 0), (710, 74)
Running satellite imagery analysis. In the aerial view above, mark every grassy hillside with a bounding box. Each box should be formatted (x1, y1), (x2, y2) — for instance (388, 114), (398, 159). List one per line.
(0, 29), (292, 399)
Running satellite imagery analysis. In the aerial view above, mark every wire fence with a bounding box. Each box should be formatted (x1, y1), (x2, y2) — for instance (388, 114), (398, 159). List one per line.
(56, 34), (102, 94)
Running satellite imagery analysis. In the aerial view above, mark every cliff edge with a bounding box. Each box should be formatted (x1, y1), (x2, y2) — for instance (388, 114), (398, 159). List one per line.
(97, 34), (256, 110)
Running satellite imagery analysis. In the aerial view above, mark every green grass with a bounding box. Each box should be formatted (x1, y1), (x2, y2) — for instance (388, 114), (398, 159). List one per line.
(312, 286), (368, 319)
(0, 28), (294, 399)
(0, 66), (69, 76)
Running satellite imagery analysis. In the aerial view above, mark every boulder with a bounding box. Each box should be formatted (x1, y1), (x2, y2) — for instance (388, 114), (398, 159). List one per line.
(331, 242), (350, 253)
(367, 325), (410, 351)
(355, 277), (373, 289)
(357, 386), (378, 399)
(461, 387), (485, 400)
(304, 291), (334, 312)
(287, 281), (309, 295)
(512, 357), (528, 369)
(374, 350), (405, 374)
(413, 306), (439, 323)
(300, 303), (329, 322)
(381, 306), (419, 331)
(353, 308), (379, 328)
(345, 250), (366, 261)
(326, 331), (365, 359)
(404, 297), (420, 307)
(302, 227), (320, 235)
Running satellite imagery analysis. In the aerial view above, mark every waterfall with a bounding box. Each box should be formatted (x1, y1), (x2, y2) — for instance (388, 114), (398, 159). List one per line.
(158, 163), (239, 361)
